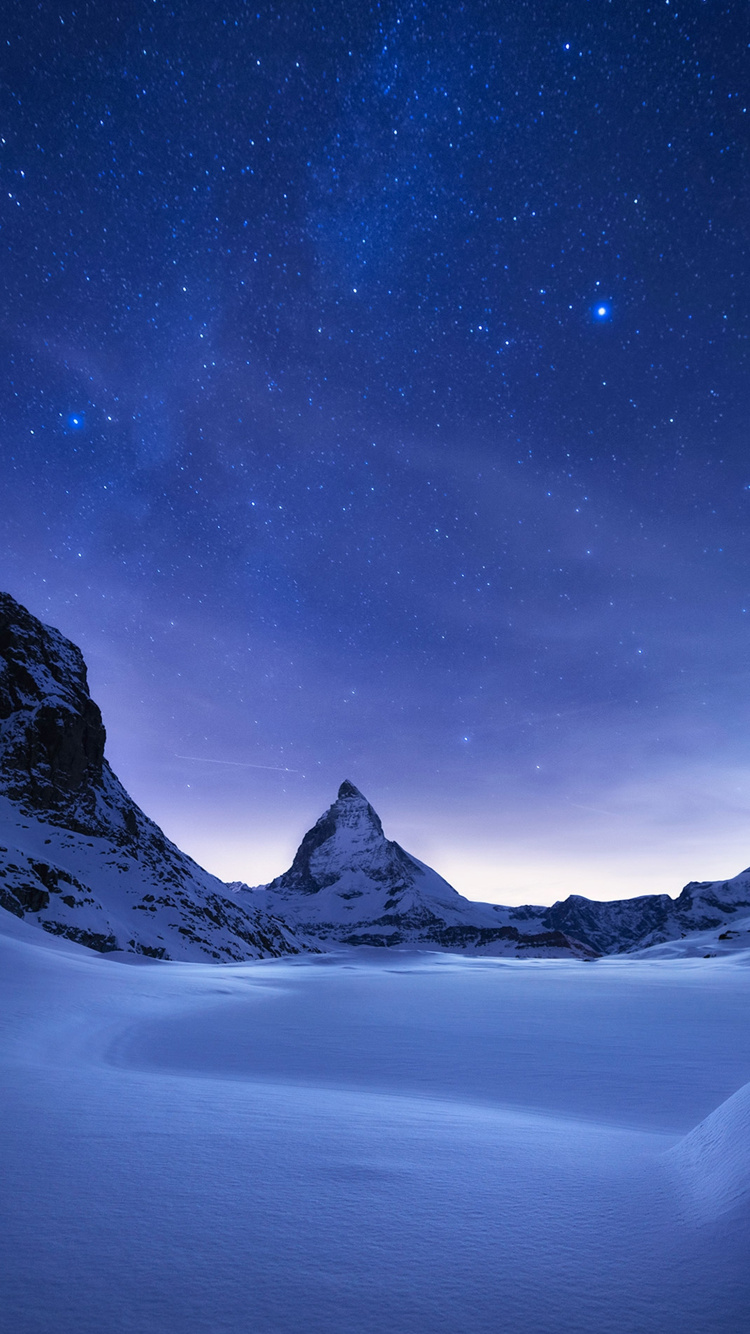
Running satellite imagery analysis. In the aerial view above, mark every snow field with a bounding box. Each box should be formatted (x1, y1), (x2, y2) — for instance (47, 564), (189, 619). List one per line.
(1, 920), (749, 1333)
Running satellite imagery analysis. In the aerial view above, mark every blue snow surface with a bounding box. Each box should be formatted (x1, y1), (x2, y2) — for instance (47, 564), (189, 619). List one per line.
(1, 916), (749, 1334)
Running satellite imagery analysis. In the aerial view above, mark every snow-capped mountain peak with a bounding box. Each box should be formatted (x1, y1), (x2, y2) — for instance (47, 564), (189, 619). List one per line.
(268, 779), (447, 901)
(251, 783), (595, 957)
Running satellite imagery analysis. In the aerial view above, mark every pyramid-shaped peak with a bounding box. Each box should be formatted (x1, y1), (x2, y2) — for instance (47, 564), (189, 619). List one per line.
(337, 779), (367, 801)
(268, 781), (392, 894)
(329, 780), (383, 834)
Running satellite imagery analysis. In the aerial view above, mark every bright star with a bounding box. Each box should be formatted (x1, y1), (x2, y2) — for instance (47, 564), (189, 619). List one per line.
(67, 412), (85, 430)
(593, 303), (611, 322)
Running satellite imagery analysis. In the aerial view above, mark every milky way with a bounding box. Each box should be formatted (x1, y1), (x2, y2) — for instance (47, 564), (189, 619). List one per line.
(1, 2), (747, 902)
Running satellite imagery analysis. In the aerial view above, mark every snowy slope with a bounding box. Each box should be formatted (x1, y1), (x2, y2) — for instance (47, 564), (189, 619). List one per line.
(1, 916), (749, 1333)
(246, 781), (596, 957)
(0, 592), (307, 962)
(667, 1078), (750, 1221)
(629, 910), (750, 960)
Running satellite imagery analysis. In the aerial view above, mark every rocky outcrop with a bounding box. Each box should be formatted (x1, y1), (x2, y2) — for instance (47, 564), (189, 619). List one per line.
(523, 871), (750, 955)
(0, 593), (310, 962)
(536, 892), (678, 955)
(674, 872), (750, 930)
(0, 593), (107, 822)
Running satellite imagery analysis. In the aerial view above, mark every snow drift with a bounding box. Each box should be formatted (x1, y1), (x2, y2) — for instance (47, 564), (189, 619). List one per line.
(667, 1080), (750, 1221)
(2, 915), (750, 1333)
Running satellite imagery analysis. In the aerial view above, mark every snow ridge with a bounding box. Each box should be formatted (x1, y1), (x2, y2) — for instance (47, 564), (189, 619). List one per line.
(667, 1080), (750, 1220)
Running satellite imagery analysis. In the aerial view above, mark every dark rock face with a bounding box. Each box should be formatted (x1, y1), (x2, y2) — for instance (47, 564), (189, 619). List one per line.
(8, 882), (50, 913)
(40, 922), (119, 953)
(269, 781), (413, 897)
(272, 811), (341, 895)
(539, 892), (677, 955)
(0, 593), (106, 818)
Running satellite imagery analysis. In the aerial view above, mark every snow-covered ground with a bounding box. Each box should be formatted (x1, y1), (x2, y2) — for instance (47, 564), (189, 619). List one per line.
(1, 914), (749, 1333)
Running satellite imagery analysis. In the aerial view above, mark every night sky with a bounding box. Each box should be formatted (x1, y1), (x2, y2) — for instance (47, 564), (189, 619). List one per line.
(1, 1), (748, 903)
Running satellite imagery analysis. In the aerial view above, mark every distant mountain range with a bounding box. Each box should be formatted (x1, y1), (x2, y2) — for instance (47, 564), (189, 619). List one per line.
(1, 591), (749, 962)
(243, 781), (750, 957)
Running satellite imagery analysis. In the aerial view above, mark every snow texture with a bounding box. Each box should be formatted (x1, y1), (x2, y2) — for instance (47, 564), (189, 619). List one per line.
(667, 1079), (750, 1221)
(1, 917), (749, 1333)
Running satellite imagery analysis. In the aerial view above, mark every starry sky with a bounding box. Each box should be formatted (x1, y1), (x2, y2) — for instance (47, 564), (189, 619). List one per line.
(1, 0), (748, 904)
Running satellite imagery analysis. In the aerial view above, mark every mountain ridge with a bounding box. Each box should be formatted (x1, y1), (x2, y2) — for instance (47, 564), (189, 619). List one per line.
(2, 590), (749, 963)
(0, 592), (309, 962)
(245, 780), (750, 958)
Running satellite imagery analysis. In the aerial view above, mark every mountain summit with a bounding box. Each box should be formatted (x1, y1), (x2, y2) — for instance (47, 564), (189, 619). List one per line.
(0, 592), (306, 961)
(250, 782), (595, 957)
(268, 779), (465, 907)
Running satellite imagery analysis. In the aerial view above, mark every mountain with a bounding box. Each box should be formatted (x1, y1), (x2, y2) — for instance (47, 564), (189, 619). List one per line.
(4, 590), (748, 965)
(0, 592), (308, 961)
(245, 782), (750, 958)
(510, 870), (750, 956)
(245, 781), (597, 958)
